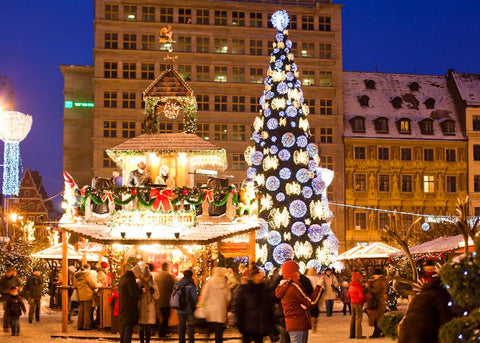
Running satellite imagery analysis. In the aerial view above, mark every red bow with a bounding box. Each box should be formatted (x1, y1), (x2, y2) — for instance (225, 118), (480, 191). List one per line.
(182, 188), (189, 197)
(203, 189), (214, 202)
(150, 188), (173, 212)
(131, 188), (137, 196)
(101, 190), (114, 203)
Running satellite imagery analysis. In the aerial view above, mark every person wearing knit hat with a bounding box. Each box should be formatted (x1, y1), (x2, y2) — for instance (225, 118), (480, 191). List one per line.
(275, 260), (324, 343)
(366, 268), (387, 338)
(322, 267), (339, 317)
(347, 272), (366, 339)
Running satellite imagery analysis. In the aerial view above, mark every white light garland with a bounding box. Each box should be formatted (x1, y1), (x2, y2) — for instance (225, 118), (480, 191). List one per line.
(293, 150), (309, 165)
(269, 207), (290, 229)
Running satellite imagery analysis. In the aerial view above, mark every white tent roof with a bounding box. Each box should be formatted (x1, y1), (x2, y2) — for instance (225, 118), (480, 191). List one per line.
(32, 243), (102, 261)
(337, 242), (400, 261)
(403, 234), (474, 255)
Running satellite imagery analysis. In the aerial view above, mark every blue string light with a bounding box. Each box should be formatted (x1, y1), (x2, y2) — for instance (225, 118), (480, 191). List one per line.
(2, 142), (20, 196)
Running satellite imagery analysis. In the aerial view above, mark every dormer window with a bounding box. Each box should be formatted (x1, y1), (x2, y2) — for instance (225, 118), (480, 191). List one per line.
(391, 97), (403, 109)
(424, 98), (435, 109)
(409, 82), (419, 91)
(358, 95), (370, 107)
(364, 79), (376, 90)
(441, 120), (455, 135)
(351, 116), (366, 133)
(397, 118), (411, 134)
(419, 119), (434, 135)
(374, 117), (389, 134)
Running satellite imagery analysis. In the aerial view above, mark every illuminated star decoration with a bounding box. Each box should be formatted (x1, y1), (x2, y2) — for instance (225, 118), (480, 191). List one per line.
(271, 10), (290, 31)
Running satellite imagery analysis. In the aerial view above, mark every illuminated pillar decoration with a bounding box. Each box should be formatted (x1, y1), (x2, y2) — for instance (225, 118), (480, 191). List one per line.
(0, 111), (33, 196)
(247, 10), (340, 272)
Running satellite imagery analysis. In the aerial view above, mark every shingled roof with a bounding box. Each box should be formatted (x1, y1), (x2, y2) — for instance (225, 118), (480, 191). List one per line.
(143, 68), (194, 98)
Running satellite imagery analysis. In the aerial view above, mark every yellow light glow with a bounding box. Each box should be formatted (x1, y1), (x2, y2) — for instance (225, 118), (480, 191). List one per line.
(253, 117), (264, 132)
(288, 89), (301, 101)
(271, 98), (286, 110)
(270, 56), (275, 63)
(302, 103), (310, 116)
(269, 207), (290, 229)
(293, 150), (309, 165)
(284, 232), (291, 241)
(277, 41), (285, 49)
(294, 241), (313, 259)
(305, 218), (311, 225)
(254, 173), (265, 186)
(299, 118), (309, 131)
(10, 213), (18, 222)
(279, 118), (287, 126)
(310, 200), (325, 220)
(261, 131), (269, 140)
(263, 155), (279, 171)
(314, 154), (320, 164)
(271, 70), (285, 82)
(256, 244), (268, 264)
(190, 155), (223, 167)
(260, 193), (273, 211)
(244, 146), (255, 166)
(287, 53), (294, 61)
(285, 65), (291, 71)
(285, 181), (301, 195)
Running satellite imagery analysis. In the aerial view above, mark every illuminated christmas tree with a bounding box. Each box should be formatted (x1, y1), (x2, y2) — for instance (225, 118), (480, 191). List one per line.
(245, 10), (339, 271)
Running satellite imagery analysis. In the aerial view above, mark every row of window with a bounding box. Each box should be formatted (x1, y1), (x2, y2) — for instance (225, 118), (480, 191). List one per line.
(103, 61), (334, 86)
(353, 146), (459, 162)
(104, 4), (332, 31)
(103, 32), (333, 59)
(358, 94), (436, 110)
(350, 116), (456, 136)
(355, 212), (404, 230)
(353, 173), (459, 193)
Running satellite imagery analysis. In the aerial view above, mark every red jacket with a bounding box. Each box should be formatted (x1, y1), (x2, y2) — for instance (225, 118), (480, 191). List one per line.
(347, 280), (365, 305)
(275, 279), (323, 332)
(108, 289), (119, 316)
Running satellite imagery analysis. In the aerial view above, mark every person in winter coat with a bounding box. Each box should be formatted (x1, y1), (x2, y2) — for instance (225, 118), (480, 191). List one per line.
(5, 287), (26, 336)
(340, 281), (351, 316)
(153, 261), (175, 338)
(305, 267), (321, 332)
(346, 271), (365, 339)
(0, 267), (21, 331)
(275, 260), (324, 343)
(233, 267), (275, 343)
(73, 264), (102, 330)
(366, 268), (388, 338)
(97, 262), (111, 286)
(198, 267), (231, 343)
(321, 268), (339, 316)
(108, 287), (120, 334)
(174, 270), (198, 343)
(119, 265), (142, 343)
(397, 276), (454, 343)
(138, 266), (160, 343)
(24, 269), (44, 323)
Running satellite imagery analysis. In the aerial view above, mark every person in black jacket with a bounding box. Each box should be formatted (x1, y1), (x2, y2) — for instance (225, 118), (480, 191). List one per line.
(233, 267), (276, 343)
(0, 267), (21, 331)
(118, 266), (142, 343)
(25, 269), (44, 323)
(5, 287), (26, 336)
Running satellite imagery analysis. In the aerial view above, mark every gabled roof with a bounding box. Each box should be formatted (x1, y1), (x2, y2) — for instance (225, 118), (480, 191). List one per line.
(451, 71), (480, 106)
(143, 68), (194, 98)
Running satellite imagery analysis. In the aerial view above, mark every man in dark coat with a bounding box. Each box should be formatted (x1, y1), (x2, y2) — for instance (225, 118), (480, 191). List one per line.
(397, 276), (454, 343)
(0, 267), (21, 331)
(119, 266), (142, 343)
(153, 261), (175, 338)
(24, 269), (44, 323)
(366, 268), (388, 338)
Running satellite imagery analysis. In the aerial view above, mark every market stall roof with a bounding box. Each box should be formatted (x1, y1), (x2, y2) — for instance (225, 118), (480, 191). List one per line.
(394, 234), (475, 255)
(337, 242), (400, 261)
(32, 243), (102, 261)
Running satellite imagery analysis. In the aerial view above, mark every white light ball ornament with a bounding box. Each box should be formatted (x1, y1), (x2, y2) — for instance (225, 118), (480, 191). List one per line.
(271, 10), (290, 31)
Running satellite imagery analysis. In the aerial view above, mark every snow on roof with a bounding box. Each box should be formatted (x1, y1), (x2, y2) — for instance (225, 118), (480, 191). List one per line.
(392, 234), (475, 255)
(336, 242), (399, 261)
(451, 71), (480, 106)
(32, 243), (102, 261)
(343, 71), (465, 141)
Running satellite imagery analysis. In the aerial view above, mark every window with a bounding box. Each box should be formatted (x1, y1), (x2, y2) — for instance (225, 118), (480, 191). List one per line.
(446, 176), (457, 193)
(158, 123), (173, 133)
(409, 82), (420, 91)
(319, 71), (332, 87)
(232, 39), (245, 54)
(122, 91), (136, 108)
(160, 7), (173, 23)
(103, 91), (117, 108)
(319, 43), (332, 59)
(103, 120), (117, 137)
(374, 117), (389, 133)
(103, 152), (116, 168)
(232, 96), (245, 112)
(214, 124), (227, 140)
(177, 36), (192, 52)
(379, 174), (390, 192)
(141, 34), (155, 50)
(250, 12), (262, 27)
(250, 68), (263, 83)
(214, 66), (227, 82)
(420, 119), (434, 135)
(196, 37), (209, 53)
(122, 121), (135, 138)
(250, 39), (263, 55)
(214, 10), (227, 25)
(475, 175), (480, 192)
(398, 119), (411, 134)
(232, 11), (245, 26)
(319, 128), (333, 144)
(123, 5), (136, 21)
(232, 67), (245, 83)
(365, 79), (376, 89)
(105, 4), (118, 20)
(354, 146), (366, 160)
(123, 62), (136, 79)
(178, 123), (184, 132)
(423, 175), (435, 193)
(301, 15), (314, 30)
(358, 95), (370, 107)
(232, 124), (246, 140)
(321, 155), (333, 170)
(378, 147), (389, 160)
(123, 33), (136, 49)
(141, 6), (155, 22)
(378, 213), (389, 230)
(250, 96), (261, 113)
(391, 97), (402, 109)
(214, 38), (228, 54)
(305, 99), (315, 115)
(424, 148), (434, 161)
(473, 116), (480, 131)
(301, 42), (315, 58)
(401, 148), (412, 161)
(474, 145), (480, 161)
(355, 212), (367, 230)
(104, 32), (118, 49)
(196, 95), (209, 111)
(178, 65), (191, 81)
(319, 99), (333, 115)
(214, 95), (227, 111)
(196, 123), (209, 140)
(196, 65), (209, 81)
(232, 153), (246, 170)
(178, 8), (191, 24)
(354, 174), (366, 192)
(289, 14), (297, 29)
(351, 117), (365, 133)
(475, 207), (480, 216)
(441, 120), (455, 135)
(401, 175), (413, 192)
(318, 16), (331, 31)
(446, 149), (456, 162)
(104, 61), (118, 78)
(196, 9), (209, 25)
(302, 70), (315, 86)
(424, 97), (435, 109)
(309, 128), (316, 143)
(141, 63), (155, 80)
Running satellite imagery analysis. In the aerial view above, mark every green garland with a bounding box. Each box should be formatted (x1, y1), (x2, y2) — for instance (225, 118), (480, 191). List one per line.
(144, 96), (197, 134)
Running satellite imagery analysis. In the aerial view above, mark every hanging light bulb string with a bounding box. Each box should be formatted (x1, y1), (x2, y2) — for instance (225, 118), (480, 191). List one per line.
(329, 202), (429, 218)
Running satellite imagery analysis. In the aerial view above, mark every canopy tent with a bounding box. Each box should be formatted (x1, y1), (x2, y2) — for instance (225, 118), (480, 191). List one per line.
(337, 242), (400, 261)
(394, 234), (475, 255)
(32, 243), (103, 261)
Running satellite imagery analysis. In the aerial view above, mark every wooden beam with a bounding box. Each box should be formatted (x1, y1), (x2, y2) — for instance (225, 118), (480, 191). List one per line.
(61, 229), (68, 333)
(248, 231), (256, 265)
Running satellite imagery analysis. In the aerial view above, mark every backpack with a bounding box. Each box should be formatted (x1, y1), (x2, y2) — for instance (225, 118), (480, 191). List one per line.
(169, 284), (188, 310)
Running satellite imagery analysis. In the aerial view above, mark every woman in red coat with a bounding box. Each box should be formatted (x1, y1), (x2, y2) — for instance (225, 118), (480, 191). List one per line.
(347, 271), (365, 339)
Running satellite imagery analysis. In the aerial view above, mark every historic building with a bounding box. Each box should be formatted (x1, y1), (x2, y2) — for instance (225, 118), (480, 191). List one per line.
(61, 0), (346, 249)
(343, 71), (467, 248)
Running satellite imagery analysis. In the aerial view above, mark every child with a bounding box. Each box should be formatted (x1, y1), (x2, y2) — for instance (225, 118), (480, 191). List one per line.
(340, 281), (351, 315)
(5, 287), (26, 336)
